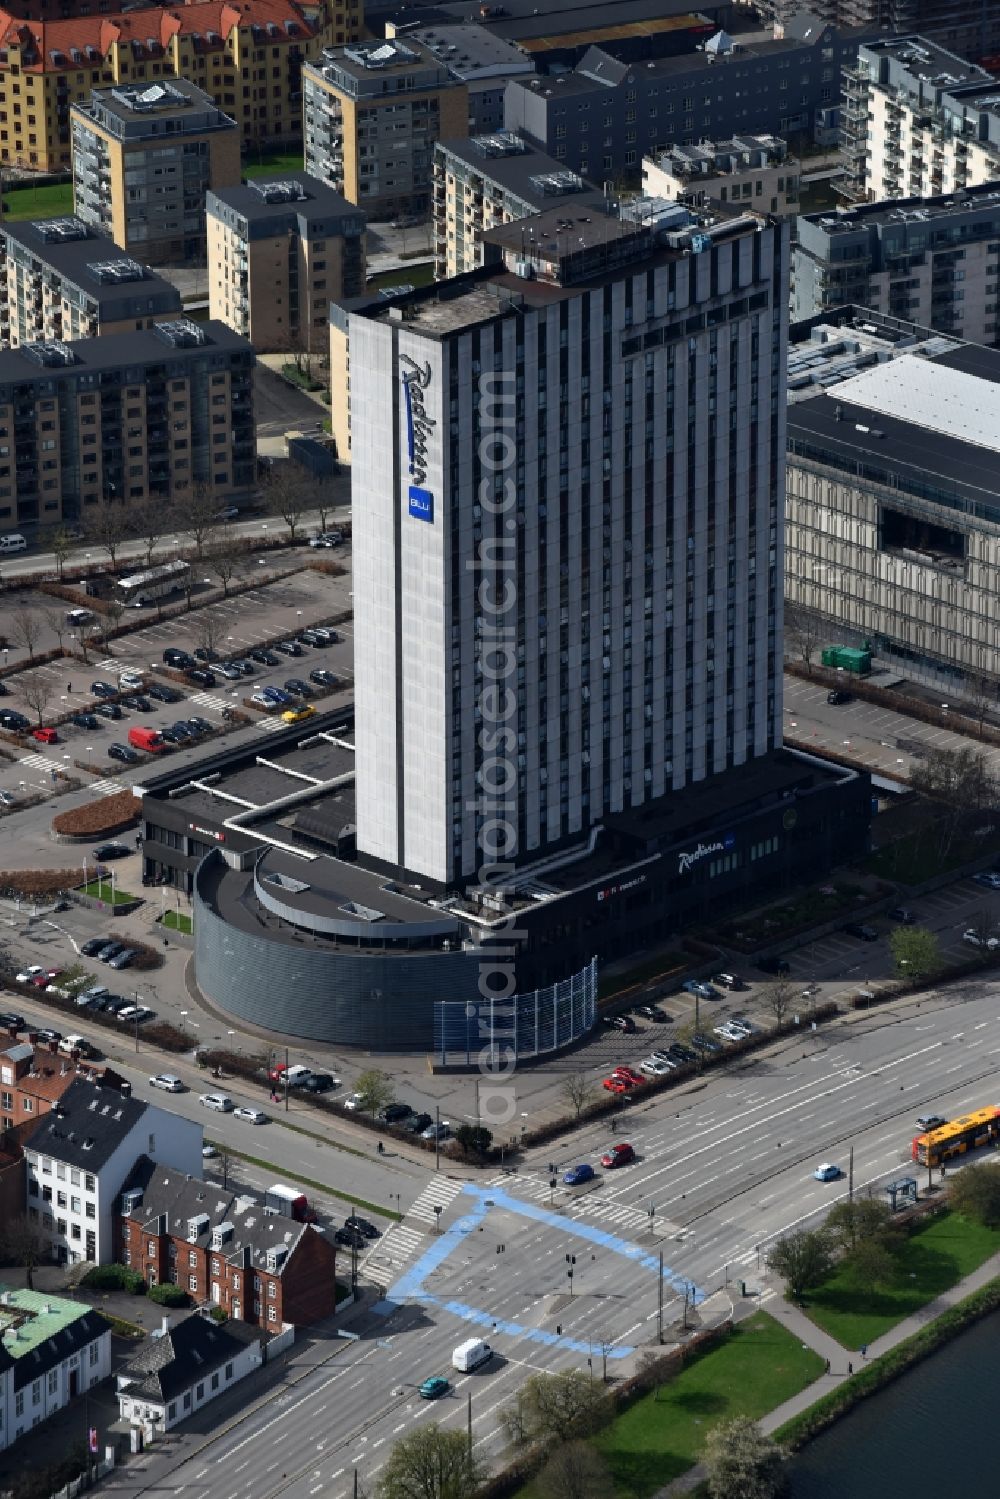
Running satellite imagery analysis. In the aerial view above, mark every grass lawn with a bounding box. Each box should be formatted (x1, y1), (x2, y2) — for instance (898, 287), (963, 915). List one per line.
(367, 261), (435, 291)
(598, 950), (689, 999)
(159, 910), (192, 934)
(804, 1209), (1000, 1350)
(865, 826), (991, 886)
(243, 150), (304, 179)
(80, 879), (135, 905)
(2, 181), (74, 221)
(518, 1313), (824, 1499)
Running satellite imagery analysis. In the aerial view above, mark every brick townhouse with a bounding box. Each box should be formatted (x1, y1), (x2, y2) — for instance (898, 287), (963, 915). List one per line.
(117, 1158), (337, 1329)
(0, 1037), (122, 1136)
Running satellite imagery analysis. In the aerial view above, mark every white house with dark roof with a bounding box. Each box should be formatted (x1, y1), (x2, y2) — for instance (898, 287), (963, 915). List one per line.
(0, 1285), (111, 1453)
(23, 1077), (202, 1267)
(116, 1312), (264, 1433)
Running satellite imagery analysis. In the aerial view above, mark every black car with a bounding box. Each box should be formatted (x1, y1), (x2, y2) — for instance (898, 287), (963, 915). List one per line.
(275, 640), (303, 657)
(71, 712), (100, 730)
(250, 648), (280, 667)
(378, 1102), (412, 1124)
(0, 680), (6, 695)
(35, 1029), (61, 1045)
(0, 1013), (24, 1031)
(146, 683), (182, 704)
(284, 678), (313, 698)
(93, 843), (130, 860)
(81, 936), (108, 957)
(309, 669), (337, 688)
(405, 1111), (433, 1135)
(827, 690), (852, 706)
(300, 1072), (336, 1093)
(188, 669), (217, 688)
(163, 648), (195, 669)
(843, 923), (879, 942)
(194, 647), (219, 663)
(300, 629), (328, 647)
(90, 680), (117, 699)
(889, 907), (916, 924)
(157, 726), (183, 745)
(292, 635), (315, 650)
(756, 955), (791, 975)
(96, 702), (123, 721)
(122, 695), (151, 712)
(343, 1215), (379, 1240)
(636, 1004), (669, 1022)
(187, 716), (214, 736)
(97, 941), (126, 962)
(102, 996), (130, 1014)
(108, 742), (140, 764)
(0, 710), (30, 731)
(334, 1227), (367, 1250)
(170, 720), (194, 741)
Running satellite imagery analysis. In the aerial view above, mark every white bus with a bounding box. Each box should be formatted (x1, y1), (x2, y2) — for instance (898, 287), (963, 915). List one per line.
(115, 559), (190, 608)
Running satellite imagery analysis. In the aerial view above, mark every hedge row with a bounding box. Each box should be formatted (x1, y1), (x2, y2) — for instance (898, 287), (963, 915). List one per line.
(0, 869), (81, 897)
(52, 790), (140, 837)
(773, 1275), (1000, 1451)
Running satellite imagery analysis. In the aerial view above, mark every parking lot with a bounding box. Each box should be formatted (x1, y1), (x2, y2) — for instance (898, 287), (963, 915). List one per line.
(0, 564), (354, 803)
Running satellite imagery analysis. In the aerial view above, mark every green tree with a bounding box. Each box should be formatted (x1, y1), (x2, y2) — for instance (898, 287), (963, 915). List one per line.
(377, 1424), (486, 1499)
(355, 1068), (395, 1119)
(889, 925), (943, 986)
(846, 1237), (897, 1295)
(767, 1229), (834, 1301)
(453, 1124), (493, 1158)
(704, 1415), (784, 1499)
(825, 1196), (900, 1255)
(501, 1370), (611, 1446)
(947, 1160), (1000, 1227)
(537, 1440), (611, 1499)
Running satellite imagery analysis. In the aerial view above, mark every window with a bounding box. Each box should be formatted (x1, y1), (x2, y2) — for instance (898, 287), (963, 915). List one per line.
(89, 1342), (100, 1366)
(47, 1369), (58, 1395)
(188, 1275), (198, 1291)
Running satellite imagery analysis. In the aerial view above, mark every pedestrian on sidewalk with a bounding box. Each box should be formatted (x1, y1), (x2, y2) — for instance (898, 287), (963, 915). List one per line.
(861, 1344), (868, 1359)
(825, 1358), (830, 1374)
(67, 682), (72, 693)
(848, 1361), (853, 1375)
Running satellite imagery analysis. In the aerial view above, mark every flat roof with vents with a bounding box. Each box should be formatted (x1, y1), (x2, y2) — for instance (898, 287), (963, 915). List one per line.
(834, 354), (1000, 457)
(250, 179), (309, 205)
(35, 217), (91, 244)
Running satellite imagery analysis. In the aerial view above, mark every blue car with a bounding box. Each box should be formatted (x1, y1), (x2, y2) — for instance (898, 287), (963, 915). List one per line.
(562, 1163), (595, 1187)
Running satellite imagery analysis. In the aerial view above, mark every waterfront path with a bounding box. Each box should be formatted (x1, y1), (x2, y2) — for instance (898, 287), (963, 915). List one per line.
(654, 1246), (1000, 1495)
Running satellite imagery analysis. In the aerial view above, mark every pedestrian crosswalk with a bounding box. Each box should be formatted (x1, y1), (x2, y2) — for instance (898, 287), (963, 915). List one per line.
(486, 1172), (677, 1238)
(88, 778), (124, 797)
(188, 690), (232, 714)
(18, 752), (56, 773)
(406, 1177), (464, 1228)
(360, 1223), (425, 1281)
(255, 714), (288, 734)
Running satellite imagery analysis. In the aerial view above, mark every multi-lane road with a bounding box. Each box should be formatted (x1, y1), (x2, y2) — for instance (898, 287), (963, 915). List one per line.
(93, 973), (1000, 1499)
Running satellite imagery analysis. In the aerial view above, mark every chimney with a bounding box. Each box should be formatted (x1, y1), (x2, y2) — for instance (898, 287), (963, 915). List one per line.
(47, 1040), (58, 1056)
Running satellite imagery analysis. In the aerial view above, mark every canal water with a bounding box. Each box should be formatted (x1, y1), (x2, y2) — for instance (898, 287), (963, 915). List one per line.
(788, 1310), (1000, 1497)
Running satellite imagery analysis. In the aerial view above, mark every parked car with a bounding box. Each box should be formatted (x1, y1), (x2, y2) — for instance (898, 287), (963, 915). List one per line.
(300, 629), (328, 647)
(971, 872), (1000, 890)
(194, 647), (219, 663)
(29, 968), (60, 988)
(15, 965), (44, 983)
(284, 677), (313, 698)
(71, 713), (100, 730)
(309, 668), (338, 689)
(147, 683), (183, 704)
(640, 1058), (675, 1077)
(602, 1077), (630, 1094)
(81, 936), (108, 957)
(601, 1142), (635, 1168)
(756, 955), (790, 975)
(888, 907), (917, 922)
(420, 1121), (450, 1141)
(199, 1092), (234, 1112)
(843, 923), (879, 942)
(93, 843), (131, 861)
(342, 1092), (364, 1111)
(309, 532), (343, 549)
(122, 695), (151, 712)
(188, 668), (217, 688)
(250, 648), (280, 667)
(275, 640), (303, 657)
(149, 1073), (185, 1093)
(233, 1106), (268, 1124)
(379, 1102), (413, 1123)
(233, 659), (255, 677)
(97, 941), (126, 961)
(169, 721), (194, 741)
(187, 716), (214, 736)
(0, 1013), (25, 1031)
(404, 1111), (433, 1135)
(689, 1035), (720, 1055)
(32, 727), (58, 744)
(963, 928), (1000, 949)
(162, 649), (195, 669)
(219, 662), (243, 680)
(282, 705), (316, 724)
(609, 1066), (643, 1087)
(562, 1163), (595, 1186)
(682, 979), (718, 999)
(300, 1072), (339, 1093)
(157, 726), (183, 744)
(215, 505), (239, 522)
(90, 680), (117, 698)
(262, 687), (293, 705)
(335, 1226), (367, 1250)
(827, 690), (852, 705)
(636, 1004), (669, 1022)
(96, 703), (123, 722)
(35, 1029), (61, 1045)
(108, 743), (140, 763)
(0, 710), (29, 731)
(813, 1162), (842, 1182)
(344, 1214), (379, 1239)
(712, 972), (747, 991)
(108, 948), (137, 970)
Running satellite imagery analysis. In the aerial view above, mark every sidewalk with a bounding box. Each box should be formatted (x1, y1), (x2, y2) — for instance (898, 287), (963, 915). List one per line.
(654, 1246), (1000, 1495)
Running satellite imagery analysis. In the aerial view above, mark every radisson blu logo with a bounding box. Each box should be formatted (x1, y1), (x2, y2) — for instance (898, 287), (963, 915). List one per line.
(400, 354), (435, 523)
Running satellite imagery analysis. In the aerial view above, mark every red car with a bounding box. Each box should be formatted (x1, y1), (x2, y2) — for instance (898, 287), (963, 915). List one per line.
(30, 969), (60, 988)
(602, 1077), (629, 1094)
(610, 1067), (644, 1087)
(601, 1142), (635, 1169)
(32, 726), (58, 744)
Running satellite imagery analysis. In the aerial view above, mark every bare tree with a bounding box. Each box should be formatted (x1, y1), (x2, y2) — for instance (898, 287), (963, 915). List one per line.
(86, 494), (130, 570)
(41, 605), (68, 655)
(9, 610), (43, 662)
(19, 670), (52, 727)
(784, 605), (826, 677)
(760, 977), (795, 1028)
(130, 494), (169, 570)
(561, 1071), (595, 1121)
(40, 523), (76, 580)
(194, 609), (226, 660)
(97, 600), (124, 647)
(264, 462), (312, 546)
(538, 1441), (611, 1499)
(911, 745), (999, 859)
(206, 543), (239, 598)
(175, 483), (220, 563)
(0, 1214), (47, 1290)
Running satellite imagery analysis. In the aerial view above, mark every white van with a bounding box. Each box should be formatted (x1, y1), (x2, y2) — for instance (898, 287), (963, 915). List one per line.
(58, 1035), (92, 1058)
(452, 1338), (492, 1373)
(0, 534), (26, 553)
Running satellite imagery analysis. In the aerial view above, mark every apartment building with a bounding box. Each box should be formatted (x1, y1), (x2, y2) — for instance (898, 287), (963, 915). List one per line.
(765, 0), (1000, 65)
(206, 172), (365, 353)
(841, 37), (1000, 202)
(504, 19), (880, 180)
(387, 24), (536, 135)
(0, 0), (345, 174)
(0, 1038), (122, 1135)
(0, 319), (255, 538)
(303, 38), (469, 217)
(643, 135), (801, 217)
(22, 1075), (202, 1266)
(0, 1288), (110, 1454)
(117, 1158), (338, 1328)
(433, 131), (593, 279)
(0, 216), (181, 348)
(793, 184), (1000, 345)
(786, 305), (1000, 693)
(71, 80), (240, 265)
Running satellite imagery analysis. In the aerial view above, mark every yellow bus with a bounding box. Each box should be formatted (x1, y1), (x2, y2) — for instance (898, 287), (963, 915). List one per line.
(911, 1106), (1000, 1167)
